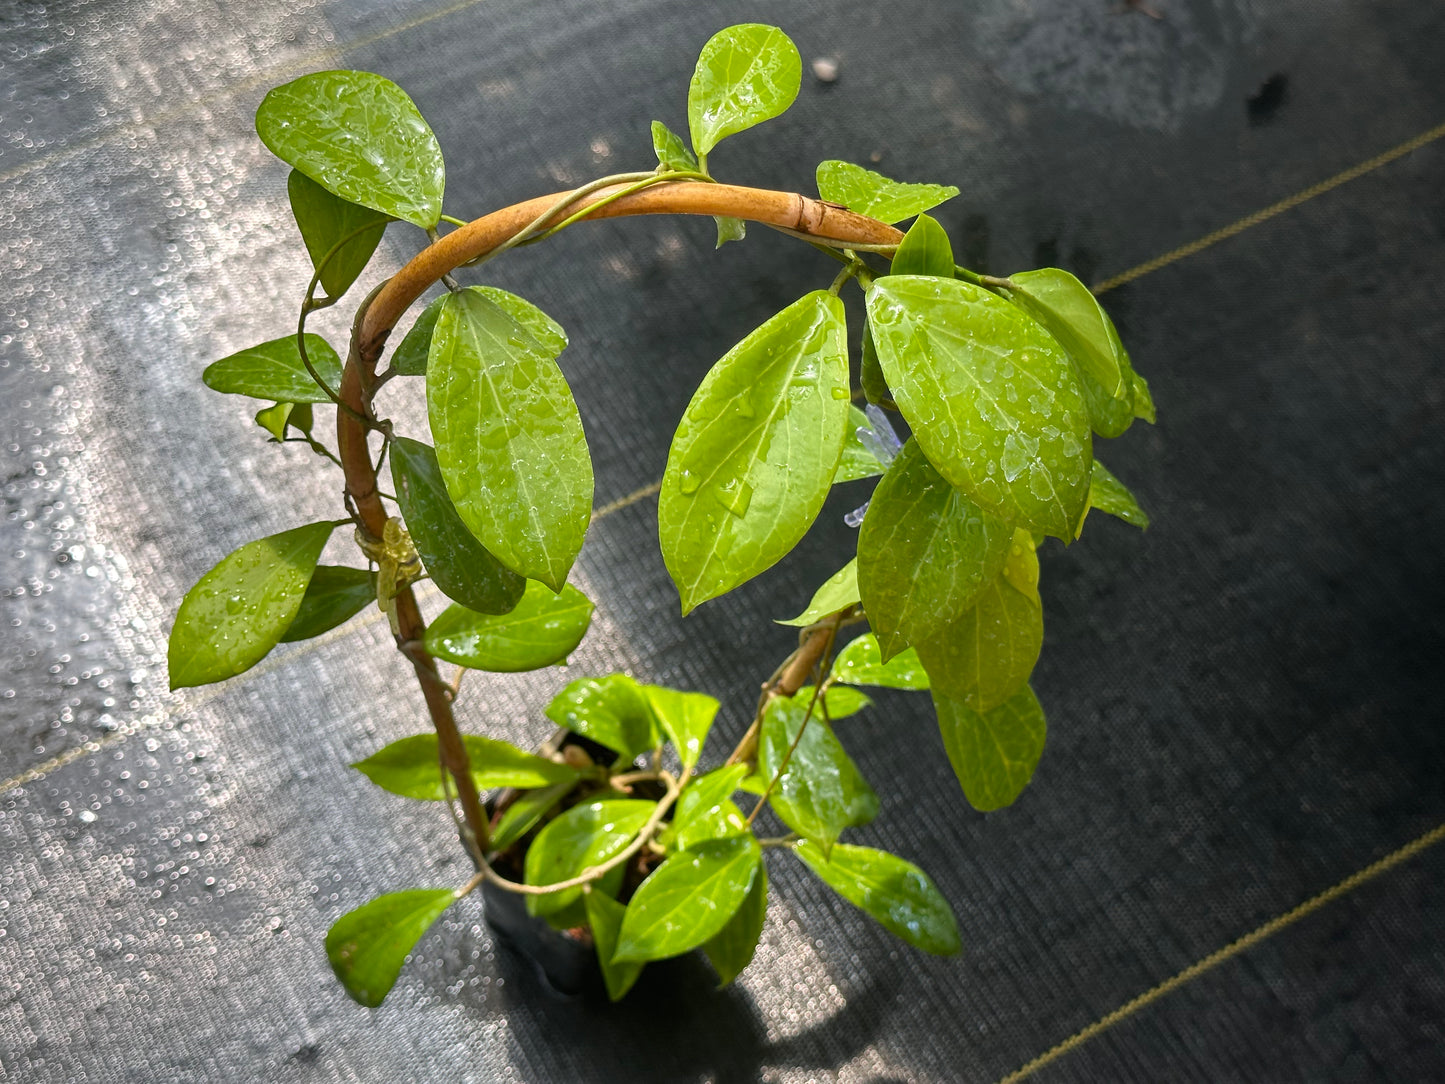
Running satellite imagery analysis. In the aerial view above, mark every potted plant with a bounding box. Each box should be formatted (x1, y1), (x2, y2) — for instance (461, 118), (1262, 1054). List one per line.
(166, 22), (1154, 1007)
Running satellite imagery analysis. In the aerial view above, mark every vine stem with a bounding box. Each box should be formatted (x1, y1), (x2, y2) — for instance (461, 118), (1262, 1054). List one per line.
(337, 180), (901, 881)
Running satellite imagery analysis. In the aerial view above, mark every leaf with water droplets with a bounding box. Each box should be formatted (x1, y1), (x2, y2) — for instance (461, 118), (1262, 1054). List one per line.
(867, 276), (1092, 539)
(672, 764), (750, 851)
(614, 835), (762, 962)
(688, 24), (801, 157)
(391, 436), (525, 614)
(352, 733), (578, 801)
(427, 287), (592, 592)
(424, 579), (593, 672)
(202, 334), (343, 403)
(835, 405), (891, 483)
(793, 840), (960, 955)
(525, 798), (656, 917)
(286, 169), (389, 300)
(279, 565), (373, 643)
(861, 322), (891, 406)
(857, 438), (1012, 660)
(815, 161), (959, 225)
(759, 686), (878, 855)
(777, 558), (859, 627)
(651, 120), (698, 172)
(168, 521), (334, 689)
(703, 861), (767, 986)
(585, 890), (645, 1002)
(326, 889), (455, 1007)
(491, 781), (572, 851)
(659, 291), (849, 614)
(1088, 458), (1150, 529)
(256, 70), (445, 229)
(933, 683), (1046, 811)
(1131, 370), (1157, 424)
(643, 686), (719, 770)
(389, 295), (445, 376)
(715, 216), (747, 247)
(831, 633), (930, 690)
(544, 674), (661, 762)
(1008, 268), (1126, 397)
(891, 214), (955, 277)
(914, 537), (1042, 710)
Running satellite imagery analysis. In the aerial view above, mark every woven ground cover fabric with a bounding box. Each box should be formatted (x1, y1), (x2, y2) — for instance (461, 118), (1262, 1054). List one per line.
(1, 1), (1442, 1080)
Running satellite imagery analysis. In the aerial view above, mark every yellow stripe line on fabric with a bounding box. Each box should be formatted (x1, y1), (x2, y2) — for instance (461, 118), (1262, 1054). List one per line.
(1091, 120), (1445, 294)
(0, 0), (494, 187)
(995, 821), (1445, 1084)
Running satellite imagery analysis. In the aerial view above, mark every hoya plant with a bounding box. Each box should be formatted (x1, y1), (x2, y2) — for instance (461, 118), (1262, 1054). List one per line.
(167, 24), (1155, 1006)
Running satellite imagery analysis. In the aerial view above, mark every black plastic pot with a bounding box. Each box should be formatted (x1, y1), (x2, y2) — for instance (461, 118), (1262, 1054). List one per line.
(480, 879), (599, 995)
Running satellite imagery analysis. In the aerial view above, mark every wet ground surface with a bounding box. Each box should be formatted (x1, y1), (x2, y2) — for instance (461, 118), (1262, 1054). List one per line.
(1, 0), (1443, 1080)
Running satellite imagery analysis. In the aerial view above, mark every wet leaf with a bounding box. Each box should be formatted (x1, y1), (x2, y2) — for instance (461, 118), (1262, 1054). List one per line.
(815, 161), (958, 224)
(1008, 268), (1127, 399)
(651, 120), (698, 171)
(891, 214), (955, 277)
(390, 436), (525, 614)
(688, 24), (801, 157)
(168, 522), (334, 689)
(286, 169), (388, 300)
(256, 70), (445, 229)
(202, 334), (343, 403)
(914, 540), (1042, 710)
(777, 559), (858, 627)
(933, 682), (1046, 811)
(860, 322), (891, 406)
(427, 287), (592, 591)
(389, 295), (445, 376)
(352, 733), (578, 800)
(835, 405), (891, 483)
(672, 764), (750, 851)
(326, 889), (455, 1007)
(659, 291), (849, 613)
(490, 780), (572, 851)
(703, 861), (767, 986)
(390, 287), (567, 377)
(643, 686), (719, 770)
(545, 674), (660, 762)
(614, 835), (762, 962)
(857, 438), (1012, 659)
(279, 565), (374, 642)
(759, 687), (877, 854)
(794, 840), (960, 955)
(424, 580), (593, 672)
(831, 633), (930, 690)
(1089, 458), (1150, 529)
(714, 215), (747, 247)
(525, 798), (656, 917)
(867, 275), (1092, 538)
(585, 890), (645, 1001)
(1131, 370), (1157, 423)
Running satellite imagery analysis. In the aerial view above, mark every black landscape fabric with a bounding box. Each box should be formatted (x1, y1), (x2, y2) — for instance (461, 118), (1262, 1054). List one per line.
(2, 1), (1443, 1081)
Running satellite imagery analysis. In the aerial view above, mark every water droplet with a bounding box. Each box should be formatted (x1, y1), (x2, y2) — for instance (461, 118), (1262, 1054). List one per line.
(715, 479), (754, 517)
(830, 387), (850, 400)
(679, 469), (701, 496)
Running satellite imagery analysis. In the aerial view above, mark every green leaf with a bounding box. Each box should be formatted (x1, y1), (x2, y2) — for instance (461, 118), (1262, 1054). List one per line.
(834, 405), (890, 483)
(1007, 268), (1127, 399)
(585, 890), (645, 1001)
(1131, 370), (1157, 423)
(688, 24), (801, 157)
(857, 439), (1012, 659)
(427, 287), (592, 591)
(659, 291), (849, 614)
(256, 70), (445, 229)
(642, 686), (719, 770)
(254, 401), (314, 442)
(914, 541), (1043, 710)
(202, 334), (342, 403)
(524, 798), (656, 916)
(794, 840), (960, 955)
(860, 323), (891, 406)
(831, 633), (930, 690)
(389, 295), (445, 377)
(891, 214), (955, 277)
(352, 733), (578, 800)
(390, 436), (525, 615)
(651, 120), (698, 171)
(777, 559), (859, 627)
(673, 764), (750, 851)
(491, 781), (572, 851)
(759, 687), (878, 853)
(424, 580), (593, 673)
(614, 835), (762, 962)
(326, 889), (455, 1007)
(545, 674), (660, 762)
(703, 861), (767, 986)
(279, 565), (374, 643)
(1089, 458), (1150, 529)
(168, 522), (333, 689)
(286, 169), (388, 300)
(867, 276), (1092, 539)
(714, 215), (747, 247)
(933, 683), (1046, 811)
(815, 161), (959, 224)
